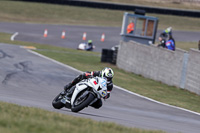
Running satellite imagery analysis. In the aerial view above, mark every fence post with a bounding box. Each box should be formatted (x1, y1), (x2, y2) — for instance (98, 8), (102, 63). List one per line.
(179, 52), (189, 89)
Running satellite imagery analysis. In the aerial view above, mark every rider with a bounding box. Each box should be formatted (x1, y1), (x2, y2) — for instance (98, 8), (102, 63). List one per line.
(86, 40), (93, 51)
(64, 67), (114, 109)
(158, 27), (175, 51)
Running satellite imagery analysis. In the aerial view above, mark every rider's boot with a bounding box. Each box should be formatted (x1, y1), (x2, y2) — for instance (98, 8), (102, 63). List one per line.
(66, 86), (75, 98)
(64, 83), (73, 93)
(61, 85), (75, 101)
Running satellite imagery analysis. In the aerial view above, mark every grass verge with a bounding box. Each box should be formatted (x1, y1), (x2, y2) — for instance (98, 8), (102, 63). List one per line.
(176, 41), (199, 51)
(0, 101), (165, 133)
(91, 0), (200, 10)
(1, 32), (200, 114)
(0, 1), (200, 31)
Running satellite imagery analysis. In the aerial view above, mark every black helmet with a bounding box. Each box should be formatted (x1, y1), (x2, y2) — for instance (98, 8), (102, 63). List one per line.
(159, 32), (168, 40)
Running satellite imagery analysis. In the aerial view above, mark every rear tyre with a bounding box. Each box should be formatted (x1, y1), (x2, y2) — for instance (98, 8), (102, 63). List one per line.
(52, 93), (65, 109)
(71, 93), (95, 112)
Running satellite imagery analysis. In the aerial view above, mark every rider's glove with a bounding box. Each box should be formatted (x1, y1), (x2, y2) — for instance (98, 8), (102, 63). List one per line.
(84, 72), (92, 79)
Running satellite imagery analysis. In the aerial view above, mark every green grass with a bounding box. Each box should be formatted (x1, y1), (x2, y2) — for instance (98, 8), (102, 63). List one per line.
(176, 41), (199, 51)
(91, 0), (200, 10)
(1, 32), (200, 114)
(0, 101), (165, 133)
(0, 1), (200, 31)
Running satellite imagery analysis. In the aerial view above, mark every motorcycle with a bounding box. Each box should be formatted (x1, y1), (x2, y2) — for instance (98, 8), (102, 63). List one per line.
(77, 43), (95, 51)
(52, 77), (107, 112)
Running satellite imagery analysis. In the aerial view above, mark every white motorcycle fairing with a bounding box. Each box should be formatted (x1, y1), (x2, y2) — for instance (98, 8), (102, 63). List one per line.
(70, 77), (107, 106)
(77, 43), (86, 50)
(77, 43), (95, 51)
(70, 83), (87, 106)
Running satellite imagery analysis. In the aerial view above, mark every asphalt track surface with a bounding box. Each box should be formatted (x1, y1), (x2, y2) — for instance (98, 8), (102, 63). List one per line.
(1, 43), (200, 133)
(1, 22), (200, 133)
(0, 22), (200, 52)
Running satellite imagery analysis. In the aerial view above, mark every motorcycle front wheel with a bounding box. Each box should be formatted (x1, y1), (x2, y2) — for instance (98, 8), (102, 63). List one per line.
(52, 93), (65, 109)
(71, 93), (95, 112)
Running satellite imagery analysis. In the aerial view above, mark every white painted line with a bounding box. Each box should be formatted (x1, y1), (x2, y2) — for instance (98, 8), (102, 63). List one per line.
(11, 32), (19, 41)
(28, 50), (82, 73)
(28, 49), (200, 116)
(114, 85), (200, 116)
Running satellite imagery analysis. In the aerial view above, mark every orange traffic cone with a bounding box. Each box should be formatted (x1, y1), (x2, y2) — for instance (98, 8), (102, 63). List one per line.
(101, 33), (105, 42)
(82, 32), (87, 40)
(43, 29), (48, 37)
(61, 30), (66, 39)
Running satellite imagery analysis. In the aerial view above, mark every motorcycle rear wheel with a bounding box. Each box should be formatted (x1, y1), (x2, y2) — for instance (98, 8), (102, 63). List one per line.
(71, 93), (95, 112)
(52, 93), (65, 109)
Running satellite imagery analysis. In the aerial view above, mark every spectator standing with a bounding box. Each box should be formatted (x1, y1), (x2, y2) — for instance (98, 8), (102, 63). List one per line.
(158, 27), (175, 51)
(127, 20), (135, 34)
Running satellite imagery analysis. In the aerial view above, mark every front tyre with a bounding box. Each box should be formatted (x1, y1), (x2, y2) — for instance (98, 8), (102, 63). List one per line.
(52, 93), (65, 109)
(71, 93), (95, 112)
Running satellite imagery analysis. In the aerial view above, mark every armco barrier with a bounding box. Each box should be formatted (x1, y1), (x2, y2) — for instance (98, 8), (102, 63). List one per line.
(117, 41), (200, 95)
(15, 0), (200, 18)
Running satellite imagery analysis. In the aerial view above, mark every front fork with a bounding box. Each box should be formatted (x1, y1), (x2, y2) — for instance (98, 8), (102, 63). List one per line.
(89, 97), (98, 106)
